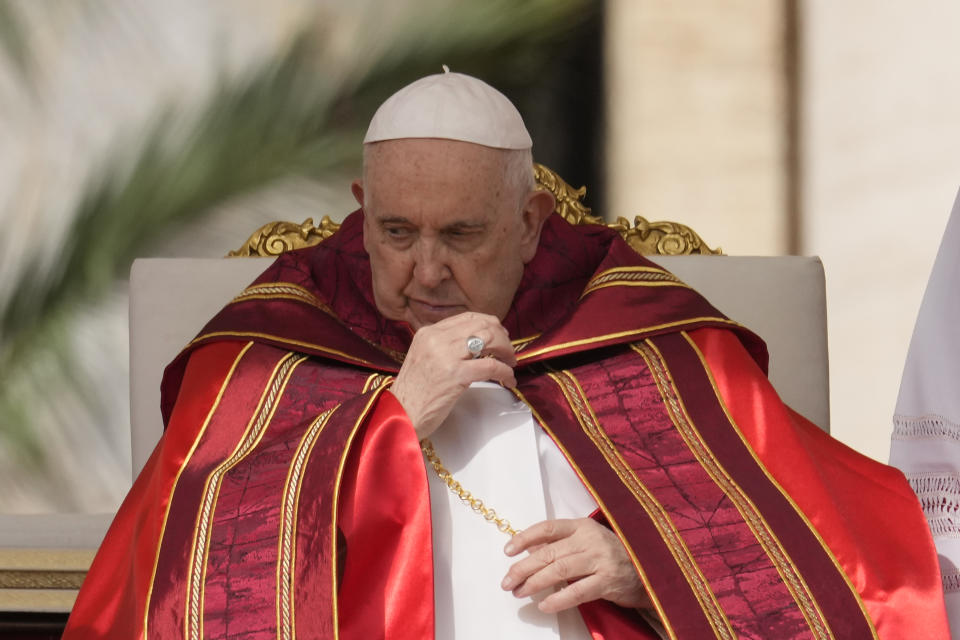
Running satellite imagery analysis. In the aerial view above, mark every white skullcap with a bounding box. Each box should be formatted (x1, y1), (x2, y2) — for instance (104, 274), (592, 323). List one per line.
(363, 66), (532, 150)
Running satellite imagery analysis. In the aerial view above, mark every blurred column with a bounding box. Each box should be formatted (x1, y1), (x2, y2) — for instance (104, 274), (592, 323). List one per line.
(605, 0), (793, 255)
(802, 0), (960, 461)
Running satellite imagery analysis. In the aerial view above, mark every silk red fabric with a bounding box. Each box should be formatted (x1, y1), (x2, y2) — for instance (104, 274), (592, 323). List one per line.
(65, 341), (249, 640)
(63, 210), (948, 639)
(692, 327), (950, 638)
(338, 392), (435, 640)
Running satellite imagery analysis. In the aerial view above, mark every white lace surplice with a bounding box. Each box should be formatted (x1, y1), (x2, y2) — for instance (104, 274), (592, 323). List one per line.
(889, 188), (960, 636)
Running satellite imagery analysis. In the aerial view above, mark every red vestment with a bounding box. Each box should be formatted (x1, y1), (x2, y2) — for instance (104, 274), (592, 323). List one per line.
(64, 212), (948, 639)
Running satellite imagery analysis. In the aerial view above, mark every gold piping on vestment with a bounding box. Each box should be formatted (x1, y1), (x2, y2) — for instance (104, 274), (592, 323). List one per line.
(678, 332), (879, 639)
(329, 383), (394, 640)
(188, 331), (382, 368)
(580, 267), (688, 299)
(588, 265), (678, 279)
(635, 339), (833, 640)
(361, 373), (392, 394)
(509, 386), (678, 640)
(185, 352), (305, 640)
(580, 279), (692, 299)
(510, 333), (542, 353)
(515, 317), (743, 363)
(233, 283), (331, 311)
(547, 370), (734, 640)
(277, 406), (339, 640)
(143, 341), (253, 638)
(228, 284), (407, 363)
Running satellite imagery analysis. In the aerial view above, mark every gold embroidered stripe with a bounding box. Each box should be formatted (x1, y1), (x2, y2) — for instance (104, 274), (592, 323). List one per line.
(144, 341), (254, 637)
(189, 331), (380, 368)
(589, 265), (678, 280)
(547, 370), (735, 640)
(511, 334), (541, 353)
(581, 268), (687, 298)
(515, 317), (744, 363)
(229, 285), (407, 363)
(277, 406), (339, 640)
(361, 373), (391, 394)
(635, 340), (833, 640)
(233, 283), (332, 313)
(185, 352), (305, 640)
(511, 387), (677, 638)
(679, 333), (878, 639)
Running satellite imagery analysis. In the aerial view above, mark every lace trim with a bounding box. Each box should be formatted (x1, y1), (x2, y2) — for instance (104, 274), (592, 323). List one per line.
(942, 569), (960, 594)
(892, 414), (960, 441)
(907, 473), (960, 539)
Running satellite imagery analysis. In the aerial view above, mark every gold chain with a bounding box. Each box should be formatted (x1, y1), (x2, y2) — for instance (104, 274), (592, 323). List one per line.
(420, 438), (518, 537)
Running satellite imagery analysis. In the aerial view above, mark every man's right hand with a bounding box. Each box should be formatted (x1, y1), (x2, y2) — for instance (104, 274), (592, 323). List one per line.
(389, 311), (517, 441)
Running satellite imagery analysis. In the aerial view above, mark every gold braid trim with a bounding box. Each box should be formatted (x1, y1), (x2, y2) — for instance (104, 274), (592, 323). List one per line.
(547, 369), (734, 640)
(634, 340), (834, 640)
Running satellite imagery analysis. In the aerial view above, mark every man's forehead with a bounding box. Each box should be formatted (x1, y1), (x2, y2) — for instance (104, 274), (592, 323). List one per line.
(370, 211), (489, 230)
(365, 138), (506, 166)
(362, 139), (511, 198)
(364, 185), (501, 224)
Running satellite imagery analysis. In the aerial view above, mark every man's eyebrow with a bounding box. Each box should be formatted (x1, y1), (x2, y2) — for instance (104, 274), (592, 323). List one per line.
(376, 215), (412, 225)
(441, 221), (487, 232)
(374, 216), (487, 231)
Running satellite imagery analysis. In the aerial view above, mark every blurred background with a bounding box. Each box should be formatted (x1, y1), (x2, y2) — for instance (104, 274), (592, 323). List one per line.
(0, 0), (958, 515)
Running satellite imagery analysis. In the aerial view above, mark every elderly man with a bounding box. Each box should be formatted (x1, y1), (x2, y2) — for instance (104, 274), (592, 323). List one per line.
(66, 71), (947, 639)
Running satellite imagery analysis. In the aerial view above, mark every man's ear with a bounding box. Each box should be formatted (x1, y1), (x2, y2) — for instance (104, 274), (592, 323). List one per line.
(351, 180), (365, 208)
(519, 189), (556, 263)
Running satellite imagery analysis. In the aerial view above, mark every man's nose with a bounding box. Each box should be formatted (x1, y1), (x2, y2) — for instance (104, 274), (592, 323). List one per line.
(412, 242), (451, 288)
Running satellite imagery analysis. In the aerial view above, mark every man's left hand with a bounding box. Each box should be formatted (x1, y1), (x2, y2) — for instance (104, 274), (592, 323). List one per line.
(500, 518), (650, 613)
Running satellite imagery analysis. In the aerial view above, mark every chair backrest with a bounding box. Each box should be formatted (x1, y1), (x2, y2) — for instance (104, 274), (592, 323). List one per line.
(129, 253), (829, 478)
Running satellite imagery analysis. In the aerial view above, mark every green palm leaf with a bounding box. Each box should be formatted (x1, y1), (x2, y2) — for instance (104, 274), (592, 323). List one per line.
(0, 0), (596, 509)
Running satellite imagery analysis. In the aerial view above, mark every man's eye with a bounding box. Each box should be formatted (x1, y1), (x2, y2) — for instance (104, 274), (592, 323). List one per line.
(445, 229), (478, 240)
(384, 226), (411, 238)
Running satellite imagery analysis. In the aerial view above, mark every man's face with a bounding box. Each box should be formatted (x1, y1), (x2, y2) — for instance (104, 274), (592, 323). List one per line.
(354, 139), (549, 331)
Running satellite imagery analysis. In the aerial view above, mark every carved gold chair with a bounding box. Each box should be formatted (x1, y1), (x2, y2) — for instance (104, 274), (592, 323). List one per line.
(129, 163), (829, 477)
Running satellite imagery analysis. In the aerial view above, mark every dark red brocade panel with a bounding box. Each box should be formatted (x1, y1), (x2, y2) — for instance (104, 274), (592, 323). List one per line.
(516, 336), (880, 640)
(519, 356), (734, 639)
(689, 327), (951, 639)
(646, 332), (874, 639)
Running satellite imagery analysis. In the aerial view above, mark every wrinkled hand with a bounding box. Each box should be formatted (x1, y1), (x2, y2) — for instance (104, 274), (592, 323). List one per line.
(390, 312), (517, 440)
(500, 518), (650, 613)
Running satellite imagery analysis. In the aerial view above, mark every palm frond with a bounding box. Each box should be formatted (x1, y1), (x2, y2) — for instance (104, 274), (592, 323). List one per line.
(0, 0), (597, 508)
(0, 0), (30, 80)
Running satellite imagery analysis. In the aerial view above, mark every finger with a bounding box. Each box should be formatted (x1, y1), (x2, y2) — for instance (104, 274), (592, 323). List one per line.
(519, 531), (651, 611)
(458, 329), (516, 365)
(537, 575), (606, 613)
(447, 311), (509, 334)
(504, 519), (579, 556)
(540, 573), (653, 613)
(432, 312), (515, 365)
(479, 322), (516, 364)
(510, 550), (594, 598)
(501, 538), (585, 595)
(460, 358), (517, 388)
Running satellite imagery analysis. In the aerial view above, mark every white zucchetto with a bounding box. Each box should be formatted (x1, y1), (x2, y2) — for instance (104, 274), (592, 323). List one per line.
(363, 66), (532, 150)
